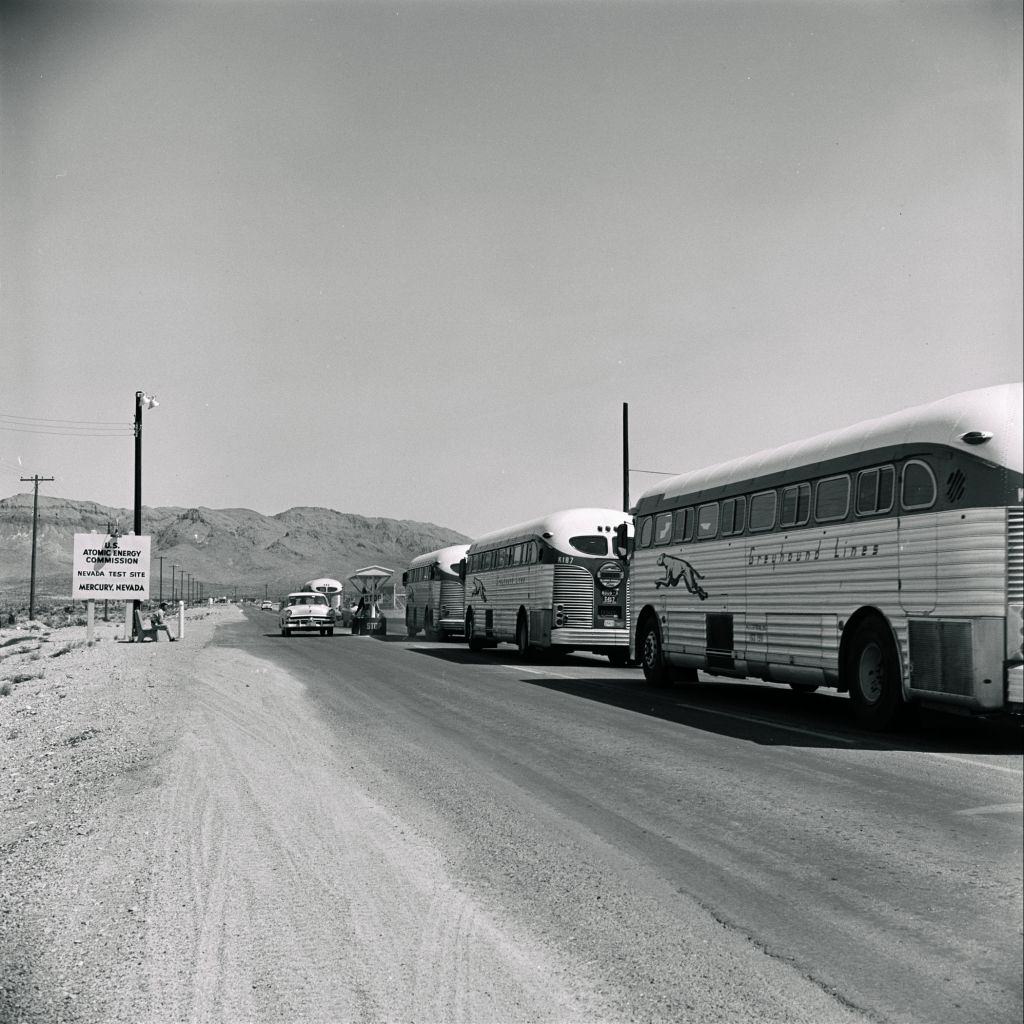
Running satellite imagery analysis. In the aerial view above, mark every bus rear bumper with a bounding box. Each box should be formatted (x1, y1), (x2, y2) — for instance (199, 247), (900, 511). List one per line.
(551, 626), (629, 648)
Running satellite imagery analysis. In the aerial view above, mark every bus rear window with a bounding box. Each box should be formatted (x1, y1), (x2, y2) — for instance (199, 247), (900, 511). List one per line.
(902, 460), (936, 510)
(570, 535), (608, 556)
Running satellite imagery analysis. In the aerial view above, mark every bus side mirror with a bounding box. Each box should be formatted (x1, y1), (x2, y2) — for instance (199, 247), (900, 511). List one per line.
(614, 522), (632, 560)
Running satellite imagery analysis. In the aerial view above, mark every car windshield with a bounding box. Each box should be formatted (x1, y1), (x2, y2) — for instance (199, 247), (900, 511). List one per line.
(289, 595), (326, 606)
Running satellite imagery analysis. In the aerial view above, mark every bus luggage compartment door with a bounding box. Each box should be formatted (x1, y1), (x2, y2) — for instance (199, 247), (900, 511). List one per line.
(706, 613), (735, 671)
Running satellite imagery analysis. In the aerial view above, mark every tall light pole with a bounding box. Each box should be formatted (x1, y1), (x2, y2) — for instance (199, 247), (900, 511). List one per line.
(171, 563), (178, 603)
(133, 391), (158, 635)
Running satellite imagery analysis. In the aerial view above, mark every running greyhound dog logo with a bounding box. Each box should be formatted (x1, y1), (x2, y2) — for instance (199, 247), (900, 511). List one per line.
(655, 553), (708, 600)
(470, 576), (489, 603)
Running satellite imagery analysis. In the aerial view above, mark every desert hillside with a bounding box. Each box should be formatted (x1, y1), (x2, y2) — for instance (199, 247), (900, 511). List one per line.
(0, 493), (469, 607)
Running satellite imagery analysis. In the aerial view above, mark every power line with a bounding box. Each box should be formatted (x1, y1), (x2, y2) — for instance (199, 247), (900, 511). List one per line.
(0, 412), (128, 426)
(0, 424), (133, 437)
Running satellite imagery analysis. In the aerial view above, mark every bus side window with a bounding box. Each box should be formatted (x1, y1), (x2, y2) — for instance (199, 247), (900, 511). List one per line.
(749, 491), (776, 532)
(902, 459), (936, 510)
(815, 476), (850, 522)
(638, 516), (654, 548)
(654, 512), (673, 545)
(697, 503), (719, 539)
(721, 497), (747, 536)
(672, 507), (693, 543)
(721, 499), (734, 535)
(780, 483), (811, 528)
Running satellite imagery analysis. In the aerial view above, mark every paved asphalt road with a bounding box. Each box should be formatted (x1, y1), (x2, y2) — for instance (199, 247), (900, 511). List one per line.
(230, 610), (1023, 1024)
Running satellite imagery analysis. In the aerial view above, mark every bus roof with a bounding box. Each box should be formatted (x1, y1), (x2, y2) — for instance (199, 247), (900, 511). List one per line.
(636, 382), (1023, 511)
(468, 507), (632, 553)
(407, 543), (471, 570)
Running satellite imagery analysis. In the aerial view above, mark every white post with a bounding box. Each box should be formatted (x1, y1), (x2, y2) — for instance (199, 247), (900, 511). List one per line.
(86, 600), (94, 645)
(124, 601), (133, 641)
(177, 600), (185, 639)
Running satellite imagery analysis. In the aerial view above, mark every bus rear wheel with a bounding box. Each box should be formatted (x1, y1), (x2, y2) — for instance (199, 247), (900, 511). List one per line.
(638, 618), (672, 685)
(845, 616), (904, 730)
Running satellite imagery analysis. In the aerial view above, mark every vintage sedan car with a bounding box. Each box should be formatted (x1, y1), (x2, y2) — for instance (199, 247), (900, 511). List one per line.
(260, 600), (274, 611)
(279, 592), (335, 636)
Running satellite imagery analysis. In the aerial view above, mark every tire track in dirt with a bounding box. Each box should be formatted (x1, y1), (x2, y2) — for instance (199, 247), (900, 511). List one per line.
(127, 642), (606, 1023)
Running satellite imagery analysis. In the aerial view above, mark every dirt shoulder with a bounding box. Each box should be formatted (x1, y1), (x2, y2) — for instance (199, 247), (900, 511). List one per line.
(0, 607), (600, 1024)
(1, 607), (226, 1022)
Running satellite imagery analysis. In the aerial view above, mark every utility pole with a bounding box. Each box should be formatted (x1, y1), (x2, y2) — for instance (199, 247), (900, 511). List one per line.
(622, 402), (629, 513)
(158, 556), (164, 602)
(20, 475), (54, 621)
(171, 563), (178, 603)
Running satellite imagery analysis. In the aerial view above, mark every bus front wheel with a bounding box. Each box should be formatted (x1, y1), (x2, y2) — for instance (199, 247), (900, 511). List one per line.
(845, 616), (904, 730)
(638, 618), (672, 685)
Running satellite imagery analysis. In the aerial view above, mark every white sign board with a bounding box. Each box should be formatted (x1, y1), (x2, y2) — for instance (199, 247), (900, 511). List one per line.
(72, 533), (151, 600)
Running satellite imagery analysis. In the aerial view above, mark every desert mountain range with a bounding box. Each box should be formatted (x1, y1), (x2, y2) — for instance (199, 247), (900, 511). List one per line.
(0, 493), (469, 606)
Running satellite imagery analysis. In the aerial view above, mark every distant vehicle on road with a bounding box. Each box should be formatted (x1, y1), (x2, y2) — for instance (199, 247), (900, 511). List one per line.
(403, 544), (471, 639)
(260, 600), (274, 611)
(279, 592), (335, 637)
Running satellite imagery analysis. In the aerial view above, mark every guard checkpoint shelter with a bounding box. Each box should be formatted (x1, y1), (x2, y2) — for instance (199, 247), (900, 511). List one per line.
(347, 566), (393, 636)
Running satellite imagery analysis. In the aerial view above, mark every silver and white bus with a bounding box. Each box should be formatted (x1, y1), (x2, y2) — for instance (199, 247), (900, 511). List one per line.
(402, 544), (471, 639)
(462, 507), (633, 664)
(631, 383), (1023, 729)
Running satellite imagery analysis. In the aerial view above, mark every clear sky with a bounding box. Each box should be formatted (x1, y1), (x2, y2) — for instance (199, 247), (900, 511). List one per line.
(2, 0), (1021, 539)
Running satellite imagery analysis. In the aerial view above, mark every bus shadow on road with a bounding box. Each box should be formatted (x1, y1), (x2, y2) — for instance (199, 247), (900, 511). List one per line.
(518, 674), (1024, 755)
(405, 645), (1023, 753)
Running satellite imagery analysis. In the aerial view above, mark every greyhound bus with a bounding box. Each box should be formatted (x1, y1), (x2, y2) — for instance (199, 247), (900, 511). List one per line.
(402, 544), (470, 639)
(630, 382), (1023, 729)
(461, 507), (633, 664)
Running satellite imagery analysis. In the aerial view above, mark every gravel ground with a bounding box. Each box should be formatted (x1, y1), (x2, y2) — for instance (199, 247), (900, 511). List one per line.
(0, 607), (605, 1024)
(1, 607), (217, 1023)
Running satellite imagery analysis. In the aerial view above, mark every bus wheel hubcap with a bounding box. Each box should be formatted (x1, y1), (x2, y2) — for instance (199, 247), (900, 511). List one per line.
(858, 642), (884, 703)
(644, 632), (657, 667)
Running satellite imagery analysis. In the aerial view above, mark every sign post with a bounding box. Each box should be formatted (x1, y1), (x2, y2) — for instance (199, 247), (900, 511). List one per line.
(72, 534), (151, 640)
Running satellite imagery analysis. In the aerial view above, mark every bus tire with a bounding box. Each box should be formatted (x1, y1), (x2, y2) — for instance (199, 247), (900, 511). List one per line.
(638, 616), (672, 685)
(466, 612), (485, 652)
(845, 615), (904, 730)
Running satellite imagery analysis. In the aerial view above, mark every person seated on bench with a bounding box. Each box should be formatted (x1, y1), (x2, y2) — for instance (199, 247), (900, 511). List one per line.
(149, 602), (177, 641)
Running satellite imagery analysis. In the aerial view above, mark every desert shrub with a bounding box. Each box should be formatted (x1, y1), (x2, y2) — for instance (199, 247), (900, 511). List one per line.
(51, 641), (84, 658)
